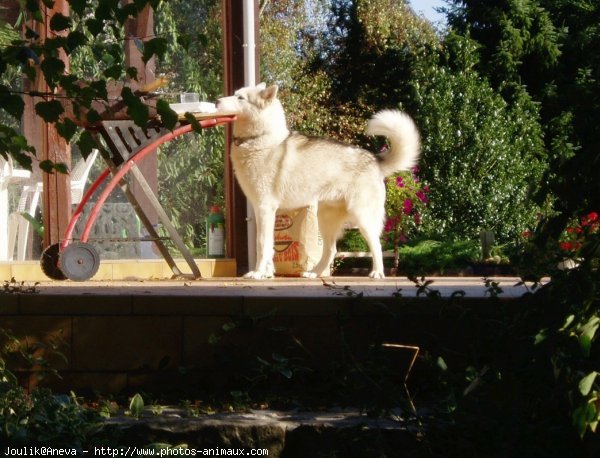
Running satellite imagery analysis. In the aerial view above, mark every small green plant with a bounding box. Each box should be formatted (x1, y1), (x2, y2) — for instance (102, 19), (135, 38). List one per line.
(249, 353), (313, 384)
(127, 393), (145, 419)
(2, 277), (39, 294)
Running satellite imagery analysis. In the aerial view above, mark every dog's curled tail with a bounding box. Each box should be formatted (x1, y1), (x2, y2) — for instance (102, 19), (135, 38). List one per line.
(366, 110), (421, 177)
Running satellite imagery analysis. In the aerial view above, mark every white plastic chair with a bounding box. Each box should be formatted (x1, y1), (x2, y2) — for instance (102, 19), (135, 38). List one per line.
(7, 149), (98, 261)
(0, 156), (32, 260)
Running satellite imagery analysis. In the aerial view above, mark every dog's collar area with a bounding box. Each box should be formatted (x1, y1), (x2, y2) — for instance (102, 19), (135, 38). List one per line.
(233, 135), (262, 146)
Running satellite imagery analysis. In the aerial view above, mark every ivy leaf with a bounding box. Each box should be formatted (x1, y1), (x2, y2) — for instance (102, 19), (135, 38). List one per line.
(59, 74), (79, 92)
(142, 37), (167, 64)
(184, 112), (202, 133)
(156, 99), (178, 131)
(116, 3), (138, 23)
(39, 160), (68, 174)
(39, 160), (56, 174)
(104, 64), (123, 80)
(40, 56), (65, 88)
(77, 131), (97, 158)
(126, 66), (138, 80)
(85, 109), (102, 126)
(49, 12), (71, 32)
(25, 26), (40, 39)
(14, 152), (34, 171)
(56, 119), (78, 142)
(176, 34), (191, 51)
(121, 87), (149, 127)
(0, 86), (25, 120)
(54, 162), (69, 174)
(86, 18), (103, 36)
(25, 0), (43, 22)
(90, 80), (108, 100)
(69, 0), (87, 15)
(66, 30), (87, 54)
(35, 100), (64, 122)
(135, 0), (157, 11)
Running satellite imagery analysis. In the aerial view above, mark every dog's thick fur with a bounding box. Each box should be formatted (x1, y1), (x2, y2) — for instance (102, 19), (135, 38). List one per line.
(216, 83), (420, 279)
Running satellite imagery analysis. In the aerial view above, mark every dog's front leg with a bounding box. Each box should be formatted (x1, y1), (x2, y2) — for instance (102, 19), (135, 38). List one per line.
(244, 203), (276, 279)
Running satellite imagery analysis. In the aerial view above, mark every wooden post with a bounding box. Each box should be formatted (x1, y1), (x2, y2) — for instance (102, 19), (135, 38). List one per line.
(21, 0), (72, 252)
(123, 1), (158, 225)
(222, 0), (259, 274)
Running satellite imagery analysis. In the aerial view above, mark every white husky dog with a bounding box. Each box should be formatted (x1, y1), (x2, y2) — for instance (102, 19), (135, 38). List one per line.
(216, 83), (420, 279)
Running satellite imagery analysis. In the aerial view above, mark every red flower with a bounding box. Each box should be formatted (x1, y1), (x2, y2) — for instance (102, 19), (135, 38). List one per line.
(581, 211), (599, 227)
(403, 198), (413, 215)
(560, 241), (573, 252)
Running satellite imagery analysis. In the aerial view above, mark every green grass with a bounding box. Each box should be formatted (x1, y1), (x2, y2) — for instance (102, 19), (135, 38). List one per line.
(337, 230), (486, 275)
(393, 239), (480, 275)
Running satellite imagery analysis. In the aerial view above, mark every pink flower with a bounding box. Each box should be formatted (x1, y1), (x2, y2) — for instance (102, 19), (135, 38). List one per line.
(413, 212), (421, 224)
(384, 217), (397, 232)
(403, 199), (413, 215)
(416, 190), (428, 204)
(395, 176), (404, 188)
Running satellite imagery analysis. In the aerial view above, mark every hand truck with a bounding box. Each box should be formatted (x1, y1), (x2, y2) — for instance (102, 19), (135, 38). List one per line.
(40, 113), (235, 281)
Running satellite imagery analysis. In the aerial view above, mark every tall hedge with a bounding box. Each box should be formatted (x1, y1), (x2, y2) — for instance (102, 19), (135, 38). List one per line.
(410, 34), (546, 242)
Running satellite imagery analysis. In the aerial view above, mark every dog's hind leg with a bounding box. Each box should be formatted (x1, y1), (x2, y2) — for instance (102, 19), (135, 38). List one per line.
(353, 209), (386, 279)
(304, 205), (347, 278)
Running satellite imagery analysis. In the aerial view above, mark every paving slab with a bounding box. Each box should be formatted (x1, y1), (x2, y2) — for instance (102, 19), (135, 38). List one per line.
(25, 276), (543, 299)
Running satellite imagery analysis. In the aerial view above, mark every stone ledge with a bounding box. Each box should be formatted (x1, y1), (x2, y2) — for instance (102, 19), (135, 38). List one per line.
(103, 408), (418, 456)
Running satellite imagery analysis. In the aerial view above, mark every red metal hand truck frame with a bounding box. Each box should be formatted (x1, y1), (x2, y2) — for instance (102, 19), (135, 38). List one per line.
(40, 114), (235, 281)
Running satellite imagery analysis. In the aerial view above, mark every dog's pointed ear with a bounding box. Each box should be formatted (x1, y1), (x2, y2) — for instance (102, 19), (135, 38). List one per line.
(261, 85), (279, 102)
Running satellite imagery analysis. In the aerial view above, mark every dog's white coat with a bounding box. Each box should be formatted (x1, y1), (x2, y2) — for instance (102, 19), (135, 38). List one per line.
(216, 83), (421, 279)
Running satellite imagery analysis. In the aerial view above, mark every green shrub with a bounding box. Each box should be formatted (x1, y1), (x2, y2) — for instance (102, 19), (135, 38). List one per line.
(411, 34), (546, 243)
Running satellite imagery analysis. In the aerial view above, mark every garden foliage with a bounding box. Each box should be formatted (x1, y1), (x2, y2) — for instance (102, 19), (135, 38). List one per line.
(0, 0), (598, 452)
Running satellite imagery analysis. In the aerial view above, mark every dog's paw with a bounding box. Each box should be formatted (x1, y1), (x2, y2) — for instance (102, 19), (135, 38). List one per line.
(300, 271), (318, 279)
(368, 270), (385, 279)
(243, 270), (274, 280)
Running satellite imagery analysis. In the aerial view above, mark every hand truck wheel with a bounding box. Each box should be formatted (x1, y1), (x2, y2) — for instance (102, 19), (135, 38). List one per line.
(59, 242), (100, 281)
(40, 243), (67, 280)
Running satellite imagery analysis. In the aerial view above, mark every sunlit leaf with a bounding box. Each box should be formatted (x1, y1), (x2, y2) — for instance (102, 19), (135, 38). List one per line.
(579, 371), (598, 396)
(129, 393), (144, 418)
